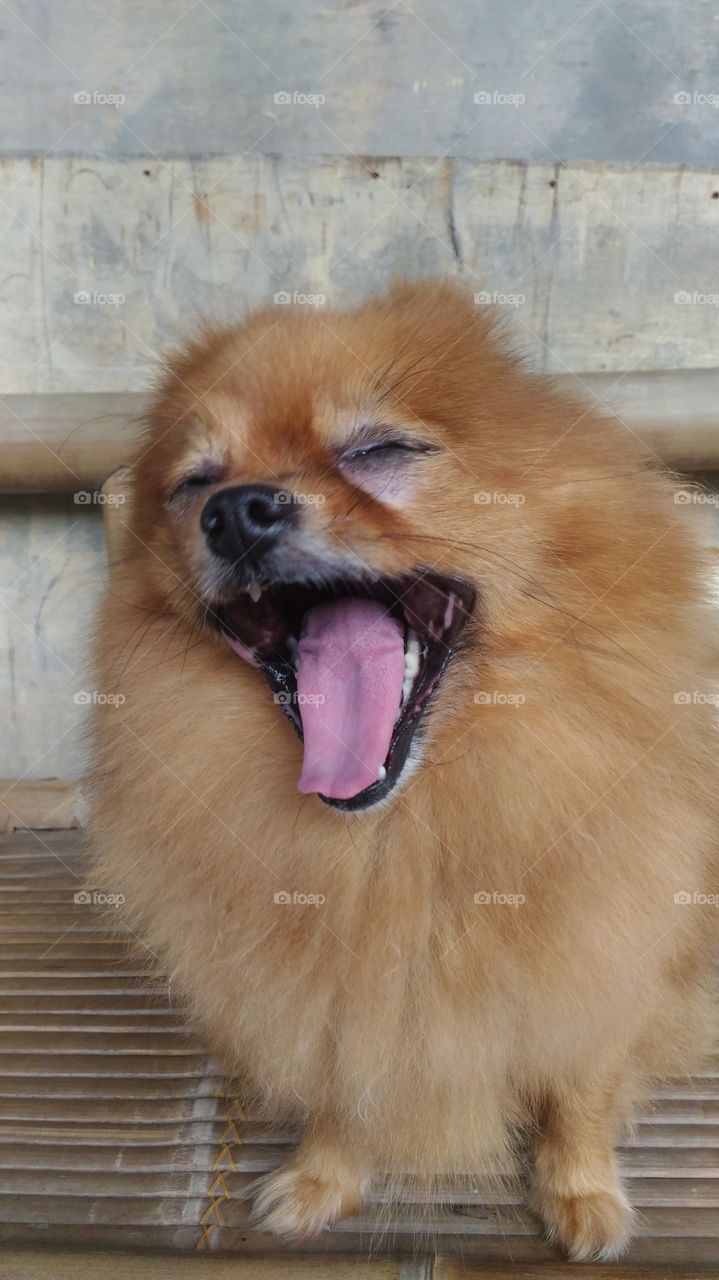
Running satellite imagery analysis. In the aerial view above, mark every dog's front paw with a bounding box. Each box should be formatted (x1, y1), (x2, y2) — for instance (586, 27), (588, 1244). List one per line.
(533, 1186), (634, 1260)
(249, 1155), (365, 1239)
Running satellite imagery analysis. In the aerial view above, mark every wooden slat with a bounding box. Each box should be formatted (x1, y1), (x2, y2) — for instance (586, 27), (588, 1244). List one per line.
(436, 1266), (719, 1280)
(1, 1222), (716, 1265)
(580, 369), (719, 470)
(0, 782), (82, 833)
(0, 1247), (406, 1279)
(0, 394), (144, 494)
(1, 372), (719, 495)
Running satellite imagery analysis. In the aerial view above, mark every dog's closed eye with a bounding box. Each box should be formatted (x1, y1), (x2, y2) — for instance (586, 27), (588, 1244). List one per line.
(169, 467), (227, 502)
(338, 434), (439, 470)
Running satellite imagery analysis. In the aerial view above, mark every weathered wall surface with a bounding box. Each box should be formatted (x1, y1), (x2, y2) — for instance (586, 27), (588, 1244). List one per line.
(3, 0), (719, 166)
(3, 155), (719, 396)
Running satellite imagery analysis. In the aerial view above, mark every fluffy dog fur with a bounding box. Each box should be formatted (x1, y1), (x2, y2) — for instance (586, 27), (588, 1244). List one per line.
(86, 281), (717, 1258)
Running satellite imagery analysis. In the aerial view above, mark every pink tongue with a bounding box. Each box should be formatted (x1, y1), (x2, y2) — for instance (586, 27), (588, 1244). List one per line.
(296, 599), (405, 799)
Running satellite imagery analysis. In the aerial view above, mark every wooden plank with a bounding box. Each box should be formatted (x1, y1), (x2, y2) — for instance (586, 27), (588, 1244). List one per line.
(0, 781), (82, 832)
(2, 156), (719, 397)
(436, 1265), (719, 1280)
(584, 370), (719, 471)
(0, 1246), (407, 1279)
(1, 376), (718, 494)
(0, 395), (143, 493)
(1, 1223), (718, 1265)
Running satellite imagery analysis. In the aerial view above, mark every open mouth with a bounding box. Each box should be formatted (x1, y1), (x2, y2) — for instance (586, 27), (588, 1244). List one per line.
(211, 570), (475, 811)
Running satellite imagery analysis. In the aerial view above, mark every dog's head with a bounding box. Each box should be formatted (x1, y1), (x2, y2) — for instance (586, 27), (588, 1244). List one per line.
(127, 280), (657, 811)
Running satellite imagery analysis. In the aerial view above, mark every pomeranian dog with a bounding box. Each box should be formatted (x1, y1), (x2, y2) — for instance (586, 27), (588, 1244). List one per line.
(86, 280), (717, 1259)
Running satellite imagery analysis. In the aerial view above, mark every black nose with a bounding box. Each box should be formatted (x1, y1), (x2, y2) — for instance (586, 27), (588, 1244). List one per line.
(200, 484), (297, 564)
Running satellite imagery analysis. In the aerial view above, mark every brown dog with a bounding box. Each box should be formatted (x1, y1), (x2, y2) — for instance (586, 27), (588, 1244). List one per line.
(86, 281), (717, 1258)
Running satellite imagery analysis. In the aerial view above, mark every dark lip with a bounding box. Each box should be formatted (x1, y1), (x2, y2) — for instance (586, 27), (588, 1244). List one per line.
(210, 569), (476, 810)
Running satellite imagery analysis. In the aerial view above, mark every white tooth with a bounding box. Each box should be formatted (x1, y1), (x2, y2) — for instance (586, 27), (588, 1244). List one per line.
(401, 674), (414, 705)
(404, 630), (420, 680)
(378, 766), (387, 782)
(247, 582), (263, 603)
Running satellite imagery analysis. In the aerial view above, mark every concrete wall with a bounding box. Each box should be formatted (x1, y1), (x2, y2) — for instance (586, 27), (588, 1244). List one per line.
(3, 0), (719, 166)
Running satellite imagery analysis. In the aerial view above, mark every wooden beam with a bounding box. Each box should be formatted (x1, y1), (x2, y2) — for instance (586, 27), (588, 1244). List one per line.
(0, 393), (145, 493)
(0, 1249), (409, 1279)
(580, 369), (719, 472)
(0, 780), (82, 832)
(0, 372), (717, 493)
(4, 157), (719, 393)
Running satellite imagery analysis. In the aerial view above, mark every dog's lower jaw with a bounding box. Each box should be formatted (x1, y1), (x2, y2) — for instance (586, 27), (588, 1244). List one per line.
(249, 1125), (369, 1238)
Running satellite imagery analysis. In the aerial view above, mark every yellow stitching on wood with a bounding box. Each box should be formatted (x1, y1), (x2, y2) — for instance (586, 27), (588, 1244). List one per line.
(195, 1090), (245, 1251)
(200, 1198), (225, 1227)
